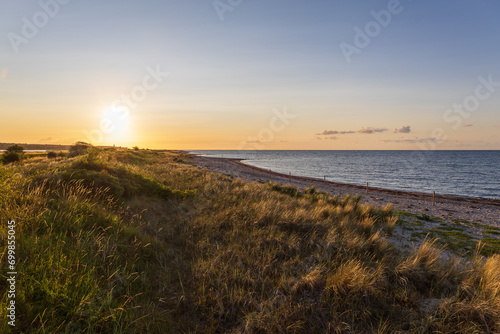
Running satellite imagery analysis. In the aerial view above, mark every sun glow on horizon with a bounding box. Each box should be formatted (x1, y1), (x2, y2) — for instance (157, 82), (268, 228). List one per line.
(99, 106), (133, 146)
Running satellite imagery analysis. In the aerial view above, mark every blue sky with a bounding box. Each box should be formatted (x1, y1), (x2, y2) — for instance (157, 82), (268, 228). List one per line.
(1, 0), (499, 149)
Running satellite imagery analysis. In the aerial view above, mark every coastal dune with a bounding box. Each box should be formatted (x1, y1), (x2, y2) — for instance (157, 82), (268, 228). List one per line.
(192, 154), (500, 227)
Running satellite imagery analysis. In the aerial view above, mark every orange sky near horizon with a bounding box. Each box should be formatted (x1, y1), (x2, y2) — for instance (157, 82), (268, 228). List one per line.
(1, 2), (500, 151)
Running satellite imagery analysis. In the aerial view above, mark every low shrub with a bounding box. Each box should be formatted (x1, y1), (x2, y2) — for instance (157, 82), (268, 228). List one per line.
(2, 151), (23, 164)
(68, 141), (92, 157)
(2, 144), (25, 164)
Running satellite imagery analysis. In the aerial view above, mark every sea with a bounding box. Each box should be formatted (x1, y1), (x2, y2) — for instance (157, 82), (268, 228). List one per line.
(190, 150), (500, 200)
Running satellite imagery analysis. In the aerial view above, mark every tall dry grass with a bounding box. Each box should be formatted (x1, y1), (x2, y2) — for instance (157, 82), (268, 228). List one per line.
(0, 148), (498, 333)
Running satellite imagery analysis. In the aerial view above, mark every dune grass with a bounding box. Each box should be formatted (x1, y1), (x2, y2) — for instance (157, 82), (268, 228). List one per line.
(0, 148), (499, 333)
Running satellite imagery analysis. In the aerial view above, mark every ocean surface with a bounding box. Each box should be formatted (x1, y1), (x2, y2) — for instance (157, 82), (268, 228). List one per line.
(190, 150), (500, 199)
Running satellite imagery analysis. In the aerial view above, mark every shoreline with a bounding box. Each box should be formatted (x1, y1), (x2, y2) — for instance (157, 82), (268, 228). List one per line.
(191, 154), (500, 227)
(229, 158), (500, 207)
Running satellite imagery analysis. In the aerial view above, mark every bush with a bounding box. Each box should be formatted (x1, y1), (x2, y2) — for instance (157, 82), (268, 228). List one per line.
(6, 144), (24, 153)
(2, 144), (25, 164)
(47, 151), (57, 159)
(2, 152), (22, 164)
(268, 182), (301, 197)
(68, 141), (92, 157)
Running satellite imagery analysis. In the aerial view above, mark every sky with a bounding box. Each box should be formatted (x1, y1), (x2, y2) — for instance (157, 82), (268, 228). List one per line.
(1, 0), (500, 150)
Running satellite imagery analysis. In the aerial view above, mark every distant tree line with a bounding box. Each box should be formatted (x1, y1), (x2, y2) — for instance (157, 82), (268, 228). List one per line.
(0, 143), (71, 151)
(1, 142), (93, 164)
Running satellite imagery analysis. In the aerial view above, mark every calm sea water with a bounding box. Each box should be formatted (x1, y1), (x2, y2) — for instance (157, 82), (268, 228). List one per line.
(190, 150), (500, 199)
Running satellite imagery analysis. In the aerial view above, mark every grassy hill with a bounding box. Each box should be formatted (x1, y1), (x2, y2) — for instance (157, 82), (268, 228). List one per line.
(0, 148), (499, 333)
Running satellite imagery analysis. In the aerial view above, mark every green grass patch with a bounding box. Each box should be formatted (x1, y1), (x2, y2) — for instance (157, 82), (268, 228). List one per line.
(479, 237), (500, 256)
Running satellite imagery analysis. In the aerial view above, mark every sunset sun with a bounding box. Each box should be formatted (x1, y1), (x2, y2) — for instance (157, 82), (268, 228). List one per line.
(101, 106), (131, 145)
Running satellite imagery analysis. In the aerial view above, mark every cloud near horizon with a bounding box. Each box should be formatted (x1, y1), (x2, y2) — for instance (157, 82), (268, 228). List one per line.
(393, 125), (411, 134)
(358, 127), (388, 134)
(316, 130), (355, 136)
(383, 137), (446, 144)
(245, 140), (270, 144)
(316, 127), (387, 137)
(39, 137), (54, 143)
(315, 136), (337, 141)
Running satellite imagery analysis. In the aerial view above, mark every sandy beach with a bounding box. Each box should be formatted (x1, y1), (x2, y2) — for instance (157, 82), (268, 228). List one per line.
(192, 155), (500, 228)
